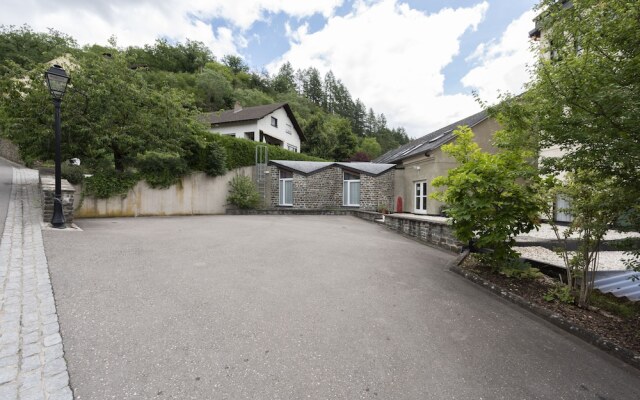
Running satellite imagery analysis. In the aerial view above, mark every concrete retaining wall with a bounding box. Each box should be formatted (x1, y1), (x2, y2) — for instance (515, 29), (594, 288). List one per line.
(75, 167), (253, 218)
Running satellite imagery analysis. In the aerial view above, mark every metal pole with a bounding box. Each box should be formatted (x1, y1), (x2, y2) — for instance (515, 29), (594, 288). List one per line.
(51, 98), (65, 228)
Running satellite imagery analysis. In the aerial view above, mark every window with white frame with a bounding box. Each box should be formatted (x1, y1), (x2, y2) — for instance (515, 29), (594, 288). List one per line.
(279, 169), (293, 206)
(286, 123), (292, 134)
(343, 171), (360, 206)
(271, 116), (278, 127)
(287, 144), (298, 152)
(414, 181), (427, 214)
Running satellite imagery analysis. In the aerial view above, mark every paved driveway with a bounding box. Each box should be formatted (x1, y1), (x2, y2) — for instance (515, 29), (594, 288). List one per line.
(44, 216), (640, 399)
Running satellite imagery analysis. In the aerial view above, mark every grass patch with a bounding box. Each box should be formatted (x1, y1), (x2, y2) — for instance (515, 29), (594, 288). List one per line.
(589, 290), (640, 319)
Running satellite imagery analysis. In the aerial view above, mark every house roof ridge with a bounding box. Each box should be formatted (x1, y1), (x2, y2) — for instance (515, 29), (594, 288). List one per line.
(270, 160), (395, 176)
(373, 109), (489, 164)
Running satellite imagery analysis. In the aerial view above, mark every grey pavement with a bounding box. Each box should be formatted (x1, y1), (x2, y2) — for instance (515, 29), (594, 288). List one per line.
(44, 215), (640, 399)
(0, 166), (72, 400)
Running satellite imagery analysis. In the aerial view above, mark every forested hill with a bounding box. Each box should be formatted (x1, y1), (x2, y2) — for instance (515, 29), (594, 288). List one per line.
(0, 26), (409, 161)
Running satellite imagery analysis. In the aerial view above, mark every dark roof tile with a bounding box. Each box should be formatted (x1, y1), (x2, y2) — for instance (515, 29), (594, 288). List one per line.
(373, 110), (488, 164)
(202, 103), (305, 141)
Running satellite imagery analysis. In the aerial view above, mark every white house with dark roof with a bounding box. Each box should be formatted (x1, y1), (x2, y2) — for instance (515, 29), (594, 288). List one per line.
(202, 102), (304, 153)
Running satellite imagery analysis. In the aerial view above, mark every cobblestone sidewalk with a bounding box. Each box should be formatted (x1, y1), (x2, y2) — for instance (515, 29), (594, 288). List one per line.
(0, 168), (72, 399)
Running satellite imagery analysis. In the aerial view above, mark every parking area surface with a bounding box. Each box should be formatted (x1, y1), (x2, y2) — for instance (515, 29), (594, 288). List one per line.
(44, 215), (640, 399)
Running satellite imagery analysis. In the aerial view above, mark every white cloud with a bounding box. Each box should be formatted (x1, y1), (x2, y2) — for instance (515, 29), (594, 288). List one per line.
(0, 0), (344, 57)
(270, 0), (490, 136)
(462, 9), (537, 104)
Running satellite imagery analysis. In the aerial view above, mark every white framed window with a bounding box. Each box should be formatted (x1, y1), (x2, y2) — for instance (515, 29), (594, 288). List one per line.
(286, 124), (292, 135)
(271, 116), (278, 127)
(279, 169), (293, 206)
(555, 195), (574, 222)
(414, 181), (427, 214)
(287, 144), (298, 152)
(343, 171), (360, 207)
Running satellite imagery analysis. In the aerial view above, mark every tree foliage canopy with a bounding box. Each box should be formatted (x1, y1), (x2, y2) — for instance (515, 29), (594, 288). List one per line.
(431, 126), (541, 269)
(487, 0), (640, 303)
(0, 25), (410, 166)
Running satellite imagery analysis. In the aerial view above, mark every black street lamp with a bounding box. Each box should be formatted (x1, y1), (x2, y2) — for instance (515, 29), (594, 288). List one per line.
(44, 64), (71, 228)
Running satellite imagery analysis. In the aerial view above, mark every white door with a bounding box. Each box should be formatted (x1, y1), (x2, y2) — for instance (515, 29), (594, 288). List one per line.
(414, 181), (427, 214)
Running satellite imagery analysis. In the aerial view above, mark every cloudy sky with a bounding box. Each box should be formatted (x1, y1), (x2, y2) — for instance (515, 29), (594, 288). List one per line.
(2, 0), (539, 137)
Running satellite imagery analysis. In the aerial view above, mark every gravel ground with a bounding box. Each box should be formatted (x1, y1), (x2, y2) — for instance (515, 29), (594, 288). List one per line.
(517, 223), (640, 242)
(515, 246), (630, 271)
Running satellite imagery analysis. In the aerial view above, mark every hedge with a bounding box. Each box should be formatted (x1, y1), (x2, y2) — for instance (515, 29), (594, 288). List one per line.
(210, 134), (326, 170)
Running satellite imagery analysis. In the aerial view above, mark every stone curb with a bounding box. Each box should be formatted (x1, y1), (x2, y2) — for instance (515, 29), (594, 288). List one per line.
(449, 257), (640, 371)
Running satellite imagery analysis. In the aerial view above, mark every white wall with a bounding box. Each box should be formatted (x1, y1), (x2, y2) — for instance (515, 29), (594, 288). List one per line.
(256, 107), (301, 152)
(74, 167), (253, 217)
(208, 107), (302, 152)
(210, 122), (258, 139)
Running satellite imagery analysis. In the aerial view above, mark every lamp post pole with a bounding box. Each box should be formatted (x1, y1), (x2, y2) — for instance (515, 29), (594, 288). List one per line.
(45, 64), (70, 229)
(51, 97), (65, 228)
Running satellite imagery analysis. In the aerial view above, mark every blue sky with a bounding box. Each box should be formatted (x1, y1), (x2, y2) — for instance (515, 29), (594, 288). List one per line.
(2, 0), (540, 136)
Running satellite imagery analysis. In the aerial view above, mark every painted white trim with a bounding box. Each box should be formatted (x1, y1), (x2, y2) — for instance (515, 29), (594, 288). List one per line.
(279, 170), (293, 206)
(414, 180), (427, 214)
(343, 172), (361, 207)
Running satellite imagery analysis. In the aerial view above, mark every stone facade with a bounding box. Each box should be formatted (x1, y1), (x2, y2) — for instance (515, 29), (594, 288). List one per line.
(267, 165), (394, 211)
(384, 214), (462, 252)
(0, 138), (24, 165)
(40, 175), (75, 224)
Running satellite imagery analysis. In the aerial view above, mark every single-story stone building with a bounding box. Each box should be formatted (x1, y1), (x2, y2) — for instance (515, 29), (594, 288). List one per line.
(266, 160), (395, 211)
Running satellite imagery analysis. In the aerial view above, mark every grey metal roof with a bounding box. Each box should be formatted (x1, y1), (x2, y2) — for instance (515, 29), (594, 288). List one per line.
(202, 102), (305, 141)
(269, 160), (395, 177)
(336, 162), (396, 175)
(373, 110), (488, 164)
(593, 271), (640, 302)
(269, 161), (333, 175)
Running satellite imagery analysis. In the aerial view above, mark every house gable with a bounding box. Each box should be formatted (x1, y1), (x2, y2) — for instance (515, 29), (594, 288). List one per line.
(203, 102), (304, 152)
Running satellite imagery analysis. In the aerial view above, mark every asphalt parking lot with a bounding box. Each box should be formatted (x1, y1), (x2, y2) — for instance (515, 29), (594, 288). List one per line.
(44, 215), (640, 399)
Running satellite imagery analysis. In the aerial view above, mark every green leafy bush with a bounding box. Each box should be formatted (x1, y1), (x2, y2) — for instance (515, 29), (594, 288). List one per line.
(203, 141), (227, 177)
(543, 284), (575, 304)
(497, 261), (542, 279)
(83, 170), (139, 198)
(227, 175), (261, 209)
(61, 163), (84, 185)
(430, 126), (541, 271)
(136, 151), (189, 189)
(211, 134), (325, 170)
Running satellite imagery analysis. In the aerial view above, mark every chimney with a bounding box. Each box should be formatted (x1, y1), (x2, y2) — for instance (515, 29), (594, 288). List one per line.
(233, 101), (242, 113)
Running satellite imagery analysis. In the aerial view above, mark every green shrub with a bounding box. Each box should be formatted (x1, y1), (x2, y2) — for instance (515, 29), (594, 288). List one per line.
(227, 175), (261, 209)
(497, 261), (543, 279)
(181, 133), (208, 171)
(83, 170), (139, 198)
(61, 163), (84, 185)
(430, 126), (541, 270)
(211, 134), (325, 170)
(543, 284), (575, 304)
(203, 141), (227, 177)
(136, 151), (189, 189)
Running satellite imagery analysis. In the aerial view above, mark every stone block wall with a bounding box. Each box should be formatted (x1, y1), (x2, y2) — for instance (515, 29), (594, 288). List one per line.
(384, 214), (462, 252)
(40, 175), (75, 224)
(0, 138), (24, 165)
(361, 169), (394, 211)
(268, 165), (394, 211)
